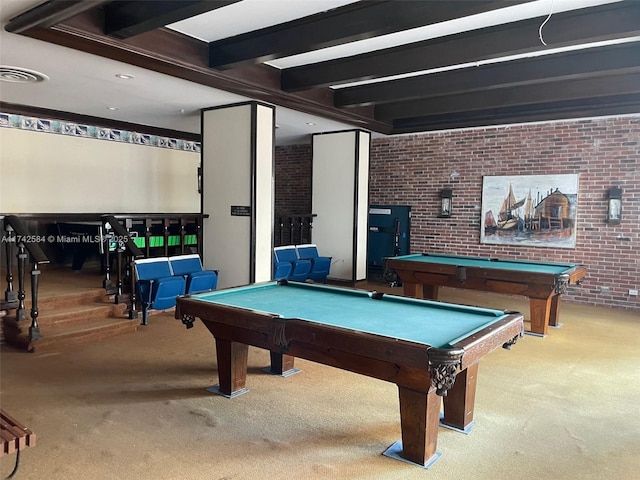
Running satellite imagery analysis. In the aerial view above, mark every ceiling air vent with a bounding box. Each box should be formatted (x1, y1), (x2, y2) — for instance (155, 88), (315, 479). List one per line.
(0, 66), (49, 83)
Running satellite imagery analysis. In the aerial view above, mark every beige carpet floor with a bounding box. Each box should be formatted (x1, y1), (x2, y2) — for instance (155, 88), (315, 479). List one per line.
(1, 285), (639, 480)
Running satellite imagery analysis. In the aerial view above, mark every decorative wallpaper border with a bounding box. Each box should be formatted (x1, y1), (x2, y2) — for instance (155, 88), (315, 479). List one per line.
(0, 112), (201, 153)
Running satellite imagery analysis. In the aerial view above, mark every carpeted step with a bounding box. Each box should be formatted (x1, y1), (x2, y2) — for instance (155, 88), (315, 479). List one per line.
(3, 316), (139, 353)
(24, 288), (117, 310)
(29, 303), (128, 328)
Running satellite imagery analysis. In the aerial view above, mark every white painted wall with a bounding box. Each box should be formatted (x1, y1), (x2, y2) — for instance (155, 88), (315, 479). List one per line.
(0, 128), (200, 213)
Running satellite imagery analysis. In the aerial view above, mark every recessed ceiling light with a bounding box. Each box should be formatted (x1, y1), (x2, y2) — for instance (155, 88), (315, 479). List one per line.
(107, 106), (119, 111)
(306, 122), (317, 126)
(115, 74), (134, 80)
(0, 66), (48, 83)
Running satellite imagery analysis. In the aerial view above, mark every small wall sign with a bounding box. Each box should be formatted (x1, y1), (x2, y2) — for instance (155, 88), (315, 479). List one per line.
(230, 205), (251, 216)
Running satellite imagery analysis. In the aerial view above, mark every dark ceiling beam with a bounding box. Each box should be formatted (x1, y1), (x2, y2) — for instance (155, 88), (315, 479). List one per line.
(375, 72), (640, 121)
(282, 1), (640, 92)
(390, 93), (640, 134)
(335, 41), (640, 108)
(4, 0), (109, 33)
(103, 0), (241, 39)
(208, 0), (528, 69)
(16, 13), (391, 135)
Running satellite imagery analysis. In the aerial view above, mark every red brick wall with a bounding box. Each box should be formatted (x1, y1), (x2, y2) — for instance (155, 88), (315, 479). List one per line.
(274, 144), (312, 217)
(276, 117), (640, 312)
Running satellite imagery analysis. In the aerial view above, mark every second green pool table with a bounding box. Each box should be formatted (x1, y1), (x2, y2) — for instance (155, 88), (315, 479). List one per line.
(386, 253), (587, 336)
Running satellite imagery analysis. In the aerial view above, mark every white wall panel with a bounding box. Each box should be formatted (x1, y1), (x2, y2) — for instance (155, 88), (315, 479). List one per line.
(356, 131), (371, 280)
(254, 104), (275, 283)
(201, 103), (274, 288)
(312, 130), (370, 282)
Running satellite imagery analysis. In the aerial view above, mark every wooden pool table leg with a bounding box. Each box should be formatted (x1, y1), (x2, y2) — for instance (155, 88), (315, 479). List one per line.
(402, 282), (438, 300)
(397, 386), (441, 466)
(548, 294), (562, 327)
(441, 363), (478, 433)
(529, 297), (552, 336)
(402, 282), (422, 298)
(267, 352), (297, 376)
(215, 338), (248, 396)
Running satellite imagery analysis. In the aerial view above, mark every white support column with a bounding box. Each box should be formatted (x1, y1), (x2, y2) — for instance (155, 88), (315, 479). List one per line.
(311, 130), (370, 282)
(201, 102), (275, 288)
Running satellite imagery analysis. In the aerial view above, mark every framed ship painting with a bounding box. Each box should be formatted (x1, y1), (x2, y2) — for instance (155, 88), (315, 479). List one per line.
(480, 174), (579, 248)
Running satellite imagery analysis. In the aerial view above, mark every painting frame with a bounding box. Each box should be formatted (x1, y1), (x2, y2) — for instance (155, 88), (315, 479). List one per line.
(480, 174), (579, 248)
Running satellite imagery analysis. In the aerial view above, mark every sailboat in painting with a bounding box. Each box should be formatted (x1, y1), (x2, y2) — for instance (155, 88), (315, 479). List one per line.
(484, 210), (497, 234)
(496, 184), (525, 231)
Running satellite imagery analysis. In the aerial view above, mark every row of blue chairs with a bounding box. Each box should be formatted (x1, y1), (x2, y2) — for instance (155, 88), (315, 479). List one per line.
(274, 244), (331, 283)
(133, 254), (218, 325)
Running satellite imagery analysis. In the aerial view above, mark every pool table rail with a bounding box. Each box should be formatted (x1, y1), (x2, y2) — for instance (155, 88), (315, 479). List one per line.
(447, 313), (525, 368)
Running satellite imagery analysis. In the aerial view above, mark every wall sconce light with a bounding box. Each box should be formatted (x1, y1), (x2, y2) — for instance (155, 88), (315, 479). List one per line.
(439, 189), (453, 218)
(607, 186), (622, 224)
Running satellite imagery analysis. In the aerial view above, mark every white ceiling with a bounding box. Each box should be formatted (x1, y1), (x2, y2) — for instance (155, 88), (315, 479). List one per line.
(0, 0), (624, 145)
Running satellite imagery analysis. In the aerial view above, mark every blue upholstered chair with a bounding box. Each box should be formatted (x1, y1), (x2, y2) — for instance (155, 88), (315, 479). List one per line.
(295, 244), (332, 283)
(273, 246), (311, 282)
(273, 258), (293, 281)
(134, 257), (185, 325)
(169, 254), (218, 294)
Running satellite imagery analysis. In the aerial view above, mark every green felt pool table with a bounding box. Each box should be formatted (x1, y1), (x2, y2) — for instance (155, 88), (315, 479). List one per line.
(176, 280), (524, 468)
(385, 253), (587, 336)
